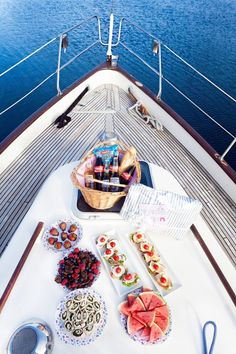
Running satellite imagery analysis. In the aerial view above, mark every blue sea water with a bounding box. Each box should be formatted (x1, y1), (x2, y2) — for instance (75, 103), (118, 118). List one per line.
(0, 0), (235, 169)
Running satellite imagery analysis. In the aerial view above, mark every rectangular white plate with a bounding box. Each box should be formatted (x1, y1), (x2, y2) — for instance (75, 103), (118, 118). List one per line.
(94, 229), (143, 297)
(127, 231), (181, 296)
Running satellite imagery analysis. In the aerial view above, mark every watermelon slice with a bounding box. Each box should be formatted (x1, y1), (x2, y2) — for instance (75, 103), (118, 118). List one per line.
(154, 305), (170, 333)
(129, 297), (145, 312)
(127, 293), (136, 306)
(140, 326), (151, 339)
(127, 316), (145, 335)
(118, 301), (131, 316)
(139, 292), (153, 310)
(154, 305), (169, 318)
(133, 310), (155, 327)
(148, 293), (166, 310)
(149, 323), (164, 342)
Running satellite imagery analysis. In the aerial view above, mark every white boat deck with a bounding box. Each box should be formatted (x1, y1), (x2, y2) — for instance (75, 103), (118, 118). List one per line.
(0, 161), (235, 354)
(0, 84), (235, 266)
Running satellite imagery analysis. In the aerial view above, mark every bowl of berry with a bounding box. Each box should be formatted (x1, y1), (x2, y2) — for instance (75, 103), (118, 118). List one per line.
(55, 248), (101, 291)
(42, 219), (83, 252)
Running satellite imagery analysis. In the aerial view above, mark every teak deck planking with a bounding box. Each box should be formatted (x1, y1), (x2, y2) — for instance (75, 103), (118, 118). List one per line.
(0, 84), (235, 268)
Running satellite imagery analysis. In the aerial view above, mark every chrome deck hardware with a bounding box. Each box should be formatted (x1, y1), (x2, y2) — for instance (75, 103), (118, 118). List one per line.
(7, 321), (53, 354)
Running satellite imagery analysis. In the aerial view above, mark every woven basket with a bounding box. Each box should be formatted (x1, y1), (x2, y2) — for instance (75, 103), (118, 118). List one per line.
(71, 140), (141, 209)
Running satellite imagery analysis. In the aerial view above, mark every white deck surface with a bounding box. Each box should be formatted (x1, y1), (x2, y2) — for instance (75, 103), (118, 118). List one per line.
(0, 162), (235, 354)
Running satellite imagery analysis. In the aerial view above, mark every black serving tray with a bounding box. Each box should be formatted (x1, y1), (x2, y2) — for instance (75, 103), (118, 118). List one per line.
(76, 161), (153, 213)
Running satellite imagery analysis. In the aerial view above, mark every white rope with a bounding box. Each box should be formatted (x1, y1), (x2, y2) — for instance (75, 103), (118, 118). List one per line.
(128, 100), (163, 131)
(0, 71), (56, 116)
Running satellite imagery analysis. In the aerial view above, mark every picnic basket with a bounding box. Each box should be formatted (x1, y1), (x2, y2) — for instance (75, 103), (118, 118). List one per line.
(71, 140), (141, 209)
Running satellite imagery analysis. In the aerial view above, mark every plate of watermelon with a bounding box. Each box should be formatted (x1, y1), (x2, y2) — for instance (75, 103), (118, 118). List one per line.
(118, 287), (171, 344)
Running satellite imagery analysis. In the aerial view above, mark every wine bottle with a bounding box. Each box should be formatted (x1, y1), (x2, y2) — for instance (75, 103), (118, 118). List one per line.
(120, 165), (136, 186)
(84, 161), (94, 189)
(110, 156), (120, 192)
(94, 156), (104, 190)
(102, 162), (110, 192)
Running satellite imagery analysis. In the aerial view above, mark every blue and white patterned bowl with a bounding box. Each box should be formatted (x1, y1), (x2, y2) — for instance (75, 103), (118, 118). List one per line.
(42, 219), (83, 253)
(55, 248), (101, 293)
(55, 288), (107, 346)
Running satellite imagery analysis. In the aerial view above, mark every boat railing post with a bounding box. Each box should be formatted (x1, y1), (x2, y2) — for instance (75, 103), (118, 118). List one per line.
(112, 17), (124, 47)
(220, 137), (236, 161)
(157, 41), (162, 99)
(97, 16), (106, 45)
(106, 13), (114, 62)
(152, 39), (162, 99)
(56, 34), (64, 95)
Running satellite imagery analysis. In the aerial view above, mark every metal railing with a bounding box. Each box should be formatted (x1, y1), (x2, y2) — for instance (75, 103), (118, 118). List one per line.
(116, 16), (236, 162)
(0, 15), (101, 115)
(0, 13), (235, 162)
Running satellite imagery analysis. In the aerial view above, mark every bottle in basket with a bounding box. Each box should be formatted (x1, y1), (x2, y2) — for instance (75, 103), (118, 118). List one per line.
(85, 161), (94, 189)
(94, 156), (104, 190)
(110, 156), (120, 192)
(102, 162), (110, 192)
(120, 165), (136, 186)
(109, 155), (120, 176)
(109, 157), (114, 177)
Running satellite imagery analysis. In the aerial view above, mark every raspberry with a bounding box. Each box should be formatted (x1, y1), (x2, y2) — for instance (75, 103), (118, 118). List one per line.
(61, 279), (68, 286)
(80, 264), (86, 271)
(56, 250), (99, 290)
(74, 248), (79, 253)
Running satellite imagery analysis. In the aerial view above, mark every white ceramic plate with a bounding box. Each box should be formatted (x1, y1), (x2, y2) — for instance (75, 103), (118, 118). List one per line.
(128, 231), (181, 296)
(95, 229), (143, 297)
